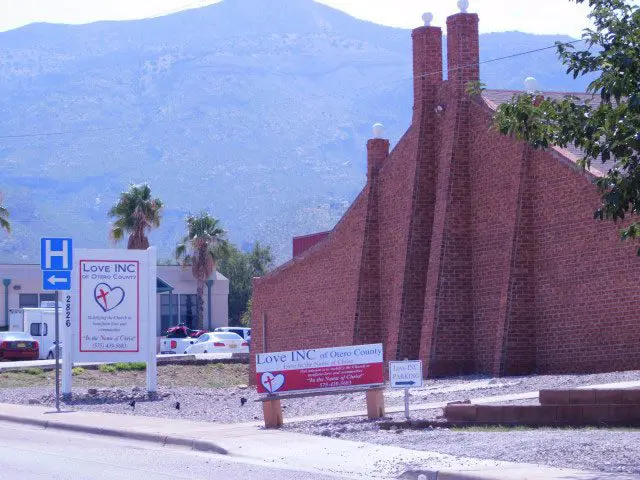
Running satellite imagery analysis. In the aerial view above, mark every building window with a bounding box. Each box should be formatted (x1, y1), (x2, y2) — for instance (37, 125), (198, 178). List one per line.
(40, 293), (56, 305)
(160, 294), (179, 333)
(180, 294), (198, 328)
(19, 294), (39, 308)
(19, 293), (59, 308)
(30, 323), (48, 337)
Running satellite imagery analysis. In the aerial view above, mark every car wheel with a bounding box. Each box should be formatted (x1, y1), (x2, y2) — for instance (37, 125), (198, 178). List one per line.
(203, 350), (208, 354)
(47, 352), (54, 360)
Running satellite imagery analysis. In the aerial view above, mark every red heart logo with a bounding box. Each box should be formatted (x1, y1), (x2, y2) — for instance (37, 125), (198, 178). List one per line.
(94, 283), (126, 312)
(261, 372), (285, 393)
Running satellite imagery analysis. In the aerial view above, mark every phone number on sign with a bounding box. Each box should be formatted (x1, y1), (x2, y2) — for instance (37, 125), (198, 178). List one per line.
(86, 343), (130, 350)
(317, 381), (353, 389)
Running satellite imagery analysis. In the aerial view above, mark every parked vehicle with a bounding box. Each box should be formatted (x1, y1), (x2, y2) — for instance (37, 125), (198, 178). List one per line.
(214, 327), (251, 343)
(184, 332), (248, 354)
(10, 308), (57, 360)
(164, 325), (207, 339)
(0, 332), (39, 361)
(160, 325), (206, 354)
(47, 341), (62, 360)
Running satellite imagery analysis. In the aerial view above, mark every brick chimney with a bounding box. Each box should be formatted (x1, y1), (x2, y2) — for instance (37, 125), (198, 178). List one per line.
(412, 13), (443, 117)
(367, 123), (390, 180)
(446, 9), (480, 89)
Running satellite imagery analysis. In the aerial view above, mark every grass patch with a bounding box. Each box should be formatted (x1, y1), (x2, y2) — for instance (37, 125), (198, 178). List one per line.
(72, 367), (86, 376)
(113, 362), (146, 371)
(0, 362), (248, 389)
(0, 370), (50, 388)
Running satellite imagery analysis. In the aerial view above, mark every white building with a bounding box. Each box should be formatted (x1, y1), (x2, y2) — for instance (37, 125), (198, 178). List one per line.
(0, 264), (229, 335)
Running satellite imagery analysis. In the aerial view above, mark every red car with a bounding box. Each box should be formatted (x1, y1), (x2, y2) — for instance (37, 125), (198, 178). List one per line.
(163, 325), (207, 339)
(0, 332), (39, 361)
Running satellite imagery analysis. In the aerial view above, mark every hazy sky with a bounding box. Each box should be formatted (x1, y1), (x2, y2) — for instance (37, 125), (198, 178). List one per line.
(1, 0), (593, 36)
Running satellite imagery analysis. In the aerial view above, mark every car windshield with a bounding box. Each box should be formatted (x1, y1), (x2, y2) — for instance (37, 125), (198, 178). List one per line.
(0, 332), (31, 341)
(198, 334), (210, 342)
(212, 332), (243, 341)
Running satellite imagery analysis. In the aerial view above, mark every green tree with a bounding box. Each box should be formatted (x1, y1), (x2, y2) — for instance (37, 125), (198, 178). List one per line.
(493, 0), (640, 252)
(108, 184), (163, 250)
(0, 195), (9, 234)
(216, 241), (273, 325)
(175, 213), (226, 329)
(241, 298), (252, 327)
(247, 241), (274, 277)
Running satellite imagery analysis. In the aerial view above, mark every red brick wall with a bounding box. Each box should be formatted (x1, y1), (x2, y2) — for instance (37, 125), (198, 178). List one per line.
(251, 11), (640, 381)
(530, 148), (640, 373)
(251, 189), (370, 377)
(376, 127), (420, 361)
(421, 88), (475, 376)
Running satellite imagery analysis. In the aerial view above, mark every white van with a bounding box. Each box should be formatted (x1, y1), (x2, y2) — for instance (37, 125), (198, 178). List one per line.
(214, 327), (251, 343)
(10, 308), (56, 360)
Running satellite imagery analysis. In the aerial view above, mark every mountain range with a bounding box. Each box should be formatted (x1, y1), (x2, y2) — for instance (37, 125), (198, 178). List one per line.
(0, 0), (593, 263)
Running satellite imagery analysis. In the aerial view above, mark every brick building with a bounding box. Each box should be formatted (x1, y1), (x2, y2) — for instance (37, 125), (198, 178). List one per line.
(251, 7), (640, 378)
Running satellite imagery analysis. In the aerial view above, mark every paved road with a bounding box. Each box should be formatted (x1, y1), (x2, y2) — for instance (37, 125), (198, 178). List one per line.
(0, 421), (355, 480)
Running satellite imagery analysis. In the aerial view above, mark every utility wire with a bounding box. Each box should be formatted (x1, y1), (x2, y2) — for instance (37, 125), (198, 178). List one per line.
(410, 39), (583, 81)
(0, 39), (584, 140)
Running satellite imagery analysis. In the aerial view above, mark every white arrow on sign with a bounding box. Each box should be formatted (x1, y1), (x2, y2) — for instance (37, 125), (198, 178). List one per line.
(47, 275), (67, 285)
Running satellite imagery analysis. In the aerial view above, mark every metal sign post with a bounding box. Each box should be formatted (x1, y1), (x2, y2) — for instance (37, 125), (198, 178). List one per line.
(389, 359), (424, 421)
(404, 386), (410, 420)
(41, 237), (73, 413)
(54, 290), (60, 411)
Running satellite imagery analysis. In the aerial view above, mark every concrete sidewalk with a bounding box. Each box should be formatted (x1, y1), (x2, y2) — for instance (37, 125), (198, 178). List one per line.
(0, 403), (635, 479)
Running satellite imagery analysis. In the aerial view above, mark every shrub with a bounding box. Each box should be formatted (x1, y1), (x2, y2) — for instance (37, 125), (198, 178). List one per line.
(98, 364), (117, 373)
(22, 368), (44, 376)
(113, 362), (146, 371)
(71, 367), (85, 376)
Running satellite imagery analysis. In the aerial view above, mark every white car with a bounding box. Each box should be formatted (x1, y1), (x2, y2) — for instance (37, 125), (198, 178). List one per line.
(214, 327), (251, 343)
(184, 332), (248, 354)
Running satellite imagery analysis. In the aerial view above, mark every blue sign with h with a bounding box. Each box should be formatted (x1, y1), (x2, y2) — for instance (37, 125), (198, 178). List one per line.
(40, 238), (73, 272)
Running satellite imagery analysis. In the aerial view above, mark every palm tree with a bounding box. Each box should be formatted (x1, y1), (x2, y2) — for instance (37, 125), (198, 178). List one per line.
(0, 196), (9, 234)
(175, 213), (226, 329)
(108, 184), (163, 249)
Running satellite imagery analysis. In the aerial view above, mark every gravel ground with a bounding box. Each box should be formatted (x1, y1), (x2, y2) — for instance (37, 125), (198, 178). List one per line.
(285, 414), (640, 476)
(0, 368), (639, 423)
(2, 366), (640, 474)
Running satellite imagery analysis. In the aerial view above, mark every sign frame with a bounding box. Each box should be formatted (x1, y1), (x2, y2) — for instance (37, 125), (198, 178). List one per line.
(256, 343), (384, 396)
(62, 247), (157, 395)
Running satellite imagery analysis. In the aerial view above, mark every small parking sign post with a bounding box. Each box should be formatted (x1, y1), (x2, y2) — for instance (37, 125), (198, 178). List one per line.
(40, 237), (73, 412)
(389, 359), (423, 420)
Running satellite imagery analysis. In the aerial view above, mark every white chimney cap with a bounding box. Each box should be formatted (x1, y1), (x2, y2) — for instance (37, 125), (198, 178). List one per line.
(372, 123), (384, 139)
(524, 76), (539, 93)
(458, 0), (469, 13)
(422, 12), (434, 26)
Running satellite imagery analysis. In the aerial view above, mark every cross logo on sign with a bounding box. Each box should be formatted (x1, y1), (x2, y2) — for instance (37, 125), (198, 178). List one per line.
(41, 238), (73, 271)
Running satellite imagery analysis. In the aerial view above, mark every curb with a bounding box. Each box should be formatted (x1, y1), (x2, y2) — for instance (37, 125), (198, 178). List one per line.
(0, 412), (228, 455)
(399, 470), (497, 480)
(0, 355), (248, 372)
